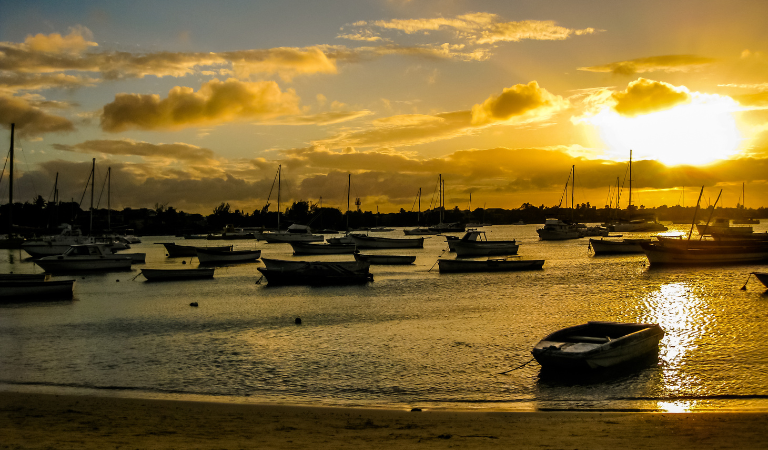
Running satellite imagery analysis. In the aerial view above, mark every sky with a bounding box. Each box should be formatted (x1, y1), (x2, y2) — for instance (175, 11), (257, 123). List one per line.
(2, 0), (768, 215)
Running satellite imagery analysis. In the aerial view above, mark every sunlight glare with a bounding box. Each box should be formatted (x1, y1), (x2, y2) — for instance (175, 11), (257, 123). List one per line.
(587, 95), (743, 166)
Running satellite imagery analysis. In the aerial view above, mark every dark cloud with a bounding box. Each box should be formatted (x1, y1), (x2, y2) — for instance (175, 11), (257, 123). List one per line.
(0, 95), (75, 136)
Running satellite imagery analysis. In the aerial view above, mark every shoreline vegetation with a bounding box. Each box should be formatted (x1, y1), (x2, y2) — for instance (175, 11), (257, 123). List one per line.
(2, 392), (768, 449)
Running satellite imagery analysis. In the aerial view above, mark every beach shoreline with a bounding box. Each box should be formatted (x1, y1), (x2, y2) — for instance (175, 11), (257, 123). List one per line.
(3, 391), (768, 449)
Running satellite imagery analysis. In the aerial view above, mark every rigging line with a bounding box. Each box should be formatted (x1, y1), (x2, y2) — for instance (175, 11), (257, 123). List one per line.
(0, 147), (9, 187)
(410, 189), (418, 212)
(557, 170), (571, 208)
(78, 169), (92, 208)
(96, 169), (108, 209)
(263, 167), (279, 212)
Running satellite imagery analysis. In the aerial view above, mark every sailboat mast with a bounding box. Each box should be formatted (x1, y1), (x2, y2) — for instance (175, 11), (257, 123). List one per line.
(687, 186), (705, 241)
(8, 123), (13, 233)
(277, 164), (281, 231)
(418, 187), (421, 225)
(346, 173), (350, 232)
(107, 167), (111, 232)
(53, 172), (59, 227)
(90, 158), (95, 235)
(628, 150), (632, 219)
(571, 165), (575, 220)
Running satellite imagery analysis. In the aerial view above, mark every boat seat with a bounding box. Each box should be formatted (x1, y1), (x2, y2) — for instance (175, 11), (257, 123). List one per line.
(568, 335), (611, 344)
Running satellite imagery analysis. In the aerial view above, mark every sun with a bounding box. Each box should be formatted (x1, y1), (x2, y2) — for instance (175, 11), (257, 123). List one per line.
(584, 94), (743, 166)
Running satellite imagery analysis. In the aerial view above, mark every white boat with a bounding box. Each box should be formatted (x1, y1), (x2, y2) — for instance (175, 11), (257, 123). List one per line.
(33, 244), (132, 272)
(162, 242), (233, 257)
(536, 219), (582, 240)
(141, 268), (215, 281)
(531, 322), (665, 370)
(588, 238), (651, 255)
(353, 253), (416, 265)
(0, 279), (75, 300)
(696, 218), (753, 236)
(290, 242), (357, 255)
(451, 230), (518, 257)
(437, 258), (544, 273)
(195, 248), (261, 264)
(21, 224), (96, 258)
(257, 259), (372, 285)
(350, 235), (424, 249)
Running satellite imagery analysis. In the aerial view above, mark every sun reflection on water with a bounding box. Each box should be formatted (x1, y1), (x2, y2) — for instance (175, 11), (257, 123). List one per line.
(643, 282), (712, 411)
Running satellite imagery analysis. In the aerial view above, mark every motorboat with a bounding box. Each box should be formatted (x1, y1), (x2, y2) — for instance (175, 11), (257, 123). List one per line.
(206, 225), (257, 240)
(451, 230), (518, 257)
(349, 235), (424, 249)
(290, 242), (357, 255)
(588, 238), (651, 255)
(21, 224), (96, 258)
(696, 218), (752, 236)
(640, 238), (768, 265)
(257, 258), (373, 286)
(327, 234), (360, 244)
(33, 244), (132, 272)
(437, 258), (544, 273)
(0, 279), (75, 300)
(161, 242), (233, 257)
(531, 321), (665, 370)
(536, 219), (582, 240)
(195, 248), (261, 264)
(353, 253), (416, 265)
(140, 268), (215, 281)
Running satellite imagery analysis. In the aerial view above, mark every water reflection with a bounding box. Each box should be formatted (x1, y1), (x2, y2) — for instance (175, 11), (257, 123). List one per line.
(643, 281), (711, 411)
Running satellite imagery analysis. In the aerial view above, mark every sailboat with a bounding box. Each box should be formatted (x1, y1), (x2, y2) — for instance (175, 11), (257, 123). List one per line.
(0, 124), (25, 248)
(262, 165), (323, 243)
(537, 165), (587, 240)
(603, 150), (667, 232)
(428, 174), (463, 232)
(404, 188), (439, 235)
(327, 174), (358, 244)
(733, 182), (760, 225)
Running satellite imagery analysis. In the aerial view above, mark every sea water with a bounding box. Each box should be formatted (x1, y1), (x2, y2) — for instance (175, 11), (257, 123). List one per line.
(2, 224), (768, 412)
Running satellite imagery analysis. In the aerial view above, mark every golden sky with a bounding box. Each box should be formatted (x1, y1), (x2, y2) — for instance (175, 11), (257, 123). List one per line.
(2, 1), (768, 214)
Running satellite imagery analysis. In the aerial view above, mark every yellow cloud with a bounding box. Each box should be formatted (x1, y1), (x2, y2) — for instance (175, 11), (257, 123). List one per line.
(222, 47), (337, 81)
(733, 91), (768, 107)
(579, 55), (716, 76)
(51, 139), (219, 165)
(0, 95), (74, 136)
(611, 78), (691, 117)
(100, 78), (301, 132)
(24, 26), (98, 54)
(471, 81), (568, 125)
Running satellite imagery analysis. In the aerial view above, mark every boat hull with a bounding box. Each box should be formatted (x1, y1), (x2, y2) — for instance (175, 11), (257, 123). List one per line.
(438, 259), (543, 273)
(196, 249), (261, 264)
(162, 243), (233, 257)
(589, 238), (649, 255)
(290, 242), (357, 255)
(353, 253), (416, 265)
(641, 242), (768, 265)
(257, 259), (373, 286)
(532, 322), (665, 370)
(0, 280), (75, 300)
(350, 235), (424, 249)
(452, 241), (518, 257)
(33, 257), (132, 272)
(752, 272), (768, 289)
(263, 233), (324, 243)
(141, 268), (215, 281)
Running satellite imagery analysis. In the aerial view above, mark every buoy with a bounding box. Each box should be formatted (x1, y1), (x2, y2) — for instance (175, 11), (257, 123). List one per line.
(190, 302), (198, 307)
(295, 317), (302, 325)
(182, 260), (187, 265)
(116, 279), (119, 282)
(410, 408), (422, 412)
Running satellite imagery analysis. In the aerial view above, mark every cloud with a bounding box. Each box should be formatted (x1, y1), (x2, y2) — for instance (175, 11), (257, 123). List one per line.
(344, 13), (597, 46)
(220, 47), (338, 81)
(269, 110), (373, 125)
(611, 78), (691, 117)
(51, 139), (219, 165)
(23, 26), (98, 54)
(0, 95), (75, 136)
(733, 91), (768, 107)
(471, 81), (568, 125)
(100, 78), (302, 132)
(0, 73), (99, 94)
(579, 55), (716, 76)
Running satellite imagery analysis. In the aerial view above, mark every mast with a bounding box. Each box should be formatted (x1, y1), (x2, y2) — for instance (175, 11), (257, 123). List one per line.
(89, 158), (95, 235)
(107, 167), (111, 232)
(277, 164), (281, 231)
(53, 172), (59, 227)
(8, 123), (14, 233)
(687, 186), (705, 241)
(346, 173), (350, 233)
(418, 187), (421, 225)
(571, 165), (575, 221)
(628, 149), (632, 220)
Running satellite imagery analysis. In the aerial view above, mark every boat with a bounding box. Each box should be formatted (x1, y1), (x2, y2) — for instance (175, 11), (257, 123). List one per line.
(21, 224), (96, 258)
(290, 242), (357, 255)
(140, 268), (215, 281)
(263, 231), (324, 243)
(733, 183), (760, 225)
(602, 151), (667, 232)
(33, 244), (133, 272)
(437, 258), (544, 273)
(350, 235), (424, 249)
(257, 258), (373, 286)
(451, 230), (519, 257)
(206, 225), (257, 240)
(403, 227), (439, 235)
(427, 174), (464, 233)
(696, 218), (752, 236)
(536, 218), (582, 240)
(588, 238), (651, 255)
(195, 248), (261, 264)
(0, 279), (75, 300)
(711, 232), (768, 242)
(0, 124), (25, 249)
(121, 253), (146, 263)
(326, 235), (358, 244)
(353, 253), (416, 265)
(161, 242), (233, 257)
(750, 272), (768, 289)
(0, 273), (51, 281)
(531, 321), (665, 370)
(640, 238), (768, 265)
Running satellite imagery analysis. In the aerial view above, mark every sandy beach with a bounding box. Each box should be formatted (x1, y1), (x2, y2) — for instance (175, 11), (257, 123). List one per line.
(1, 392), (767, 449)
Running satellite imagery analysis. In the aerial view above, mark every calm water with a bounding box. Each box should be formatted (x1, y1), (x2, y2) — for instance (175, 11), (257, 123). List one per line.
(2, 224), (768, 412)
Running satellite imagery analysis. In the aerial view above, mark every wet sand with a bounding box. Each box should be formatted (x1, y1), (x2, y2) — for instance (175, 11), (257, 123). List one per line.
(2, 392), (767, 449)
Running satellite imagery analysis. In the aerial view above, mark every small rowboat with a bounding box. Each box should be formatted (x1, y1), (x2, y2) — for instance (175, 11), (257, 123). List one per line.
(195, 248), (261, 264)
(438, 258), (544, 273)
(141, 268), (215, 281)
(258, 258), (373, 286)
(353, 253), (416, 265)
(750, 272), (768, 289)
(161, 243), (233, 257)
(532, 321), (665, 371)
(349, 235), (424, 249)
(290, 242), (357, 255)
